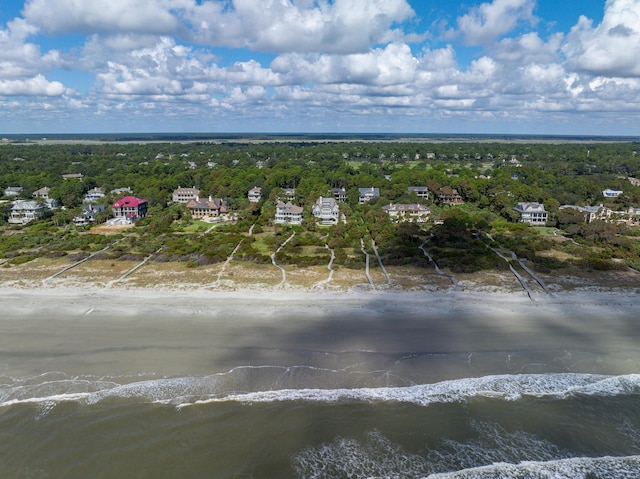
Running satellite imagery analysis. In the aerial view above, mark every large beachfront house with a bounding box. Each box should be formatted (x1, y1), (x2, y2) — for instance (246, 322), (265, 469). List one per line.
(382, 203), (432, 223)
(112, 196), (148, 222)
(275, 201), (303, 225)
(186, 196), (228, 219)
(172, 187), (200, 204)
(9, 199), (57, 224)
(515, 202), (548, 226)
(312, 196), (340, 224)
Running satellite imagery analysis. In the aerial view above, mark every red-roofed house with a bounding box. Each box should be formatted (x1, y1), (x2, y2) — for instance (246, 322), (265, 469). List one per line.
(112, 196), (148, 222)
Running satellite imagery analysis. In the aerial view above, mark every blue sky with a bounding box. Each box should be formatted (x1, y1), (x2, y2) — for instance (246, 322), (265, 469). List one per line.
(0, 0), (638, 135)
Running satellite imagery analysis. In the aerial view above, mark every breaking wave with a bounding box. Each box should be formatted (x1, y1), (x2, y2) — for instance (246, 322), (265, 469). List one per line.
(2, 370), (640, 412)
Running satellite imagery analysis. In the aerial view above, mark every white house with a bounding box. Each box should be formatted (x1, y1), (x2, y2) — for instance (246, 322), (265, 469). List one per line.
(382, 203), (431, 222)
(358, 187), (380, 204)
(515, 202), (548, 226)
(603, 189), (623, 198)
(248, 186), (262, 203)
(312, 196), (340, 224)
(83, 187), (105, 203)
(3, 186), (22, 197)
(172, 186), (200, 204)
(32, 187), (50, 199)
(560, 204), (613, 223)
(275, 201), (303, 224)
(9, 199), (57, 224)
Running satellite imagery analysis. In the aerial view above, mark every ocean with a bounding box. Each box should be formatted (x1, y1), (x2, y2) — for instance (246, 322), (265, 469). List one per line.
(1, 293), (640, 478)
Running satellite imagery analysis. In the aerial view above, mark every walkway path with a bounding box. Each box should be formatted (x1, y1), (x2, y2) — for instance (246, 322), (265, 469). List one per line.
(419, 242), (459, 286)
(42, 245), (112, 284)
(271, 231), (296, 286)
(313, 245), (336, 288)
(370, 239), (391, 285)
(360, 238), (375, 289)
(483, 239), (536, 301)
(485, 233), (552, 298)
(106, 248), (161, 288)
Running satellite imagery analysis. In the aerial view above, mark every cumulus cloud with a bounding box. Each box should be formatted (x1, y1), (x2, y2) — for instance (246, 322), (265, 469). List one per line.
(22, 0), (186, 35)
(456, 0), (537, 45)
(563, 0), (640, 77)
(0, 18), (65, 78)
(23, 0), (416, 54)
(6, 0), (640, 134)
(0, 74), (66, 96)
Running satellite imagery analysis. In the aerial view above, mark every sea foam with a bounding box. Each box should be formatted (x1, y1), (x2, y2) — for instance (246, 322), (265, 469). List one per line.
(2, 370), (640, 411)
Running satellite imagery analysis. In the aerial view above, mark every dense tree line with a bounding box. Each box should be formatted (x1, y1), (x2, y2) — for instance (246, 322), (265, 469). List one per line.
(2, 140), (640, 273)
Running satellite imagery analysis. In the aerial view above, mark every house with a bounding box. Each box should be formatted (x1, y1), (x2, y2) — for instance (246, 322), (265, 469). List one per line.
(312, 196), (340, 224)
(407, 186), (429, 199)
(438, 187), (464, 205)
(62, 173), (84, 180)
(83, 187), (105, 203)
(3, 186), (23, 197)
(32, 187), (50, 199)
(282, 188), (296, 201)
(331, 187), (347, 203)
(382, 203), (432, 222)
(560, 204), (613, 223)
(629, 177), (640, 187)
(110, 187), (132, 196)
(248, 186), (262, 203)
(275, 201), (303, 224)
(112, 196), (148, 222)
(186, 196), (228, 219)
(172, 186), (200, 204)
(515, 202), (548, 226)
(73, 204), (106, 226)
(9, 199), (57, 224)
(358, 187), (380, 204)
(603, 188), (623, 198)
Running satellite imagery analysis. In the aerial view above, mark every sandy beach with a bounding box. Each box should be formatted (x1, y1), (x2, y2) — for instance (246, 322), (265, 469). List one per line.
(1, 284), (639, 382)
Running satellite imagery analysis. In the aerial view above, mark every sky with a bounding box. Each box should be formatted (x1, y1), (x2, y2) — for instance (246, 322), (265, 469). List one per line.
(0, 0), (638, 136)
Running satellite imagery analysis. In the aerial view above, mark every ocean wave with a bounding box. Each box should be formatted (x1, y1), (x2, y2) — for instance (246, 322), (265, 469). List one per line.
(2, 370), (640, 412)
(292, 428), (640, 479)
(425, 455), (640, 479)
(192, 371), (640, 407)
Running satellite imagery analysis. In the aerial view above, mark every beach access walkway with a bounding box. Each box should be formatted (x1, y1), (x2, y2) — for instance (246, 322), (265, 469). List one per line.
(312, 245), (336, 289)
(42, 245), (112, 284)
(271, 231), (296, 286)
(419, 242), (459, 286)
(483, 233), (552, 301)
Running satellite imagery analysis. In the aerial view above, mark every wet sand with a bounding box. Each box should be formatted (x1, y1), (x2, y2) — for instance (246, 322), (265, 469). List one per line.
(1, 286), (639, 382)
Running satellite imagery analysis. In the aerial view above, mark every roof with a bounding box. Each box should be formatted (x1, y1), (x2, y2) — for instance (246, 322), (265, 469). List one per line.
(186, 197), (228, 211)
(515, 202), (546, 213)
(358, 187), (380, 196)
(113, 196), (147, 208)
(276, 201), (303, 213)
(382, 203), (431, 213)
